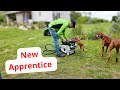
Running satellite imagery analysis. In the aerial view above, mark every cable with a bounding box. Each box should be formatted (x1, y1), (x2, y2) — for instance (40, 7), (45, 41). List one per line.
(42, 44), (56, 55)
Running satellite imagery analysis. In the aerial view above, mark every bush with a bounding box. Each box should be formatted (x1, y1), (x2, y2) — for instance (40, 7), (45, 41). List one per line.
(37, 22), (46, 29)
(0, 12), (6, 25)
(109, 21), (120, 38)
(70, 11), (81, 21)
(30, 22), (46, 30)
(73, 16), (89, 39)
(75, 17), (85, 35)
(112, 16), (118, 22)
(83, 23), (110, 40)
(86, 28), (98, 40)
(78, 16), (89, 24)
(91, 18), (109, 24)
(31, 24), (39, 30)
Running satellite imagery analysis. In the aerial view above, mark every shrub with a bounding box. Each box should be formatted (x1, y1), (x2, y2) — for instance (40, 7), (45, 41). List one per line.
(86, 28), (98, 40)
(37, 22), (46, 29)
(75, 17), (86, 35)
(109, 21), (120, 38)
(0, 12), (6, 25)
(91, 18), (109, 24)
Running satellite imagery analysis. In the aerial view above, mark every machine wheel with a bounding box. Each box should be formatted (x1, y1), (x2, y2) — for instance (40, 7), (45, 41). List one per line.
(61, 48), (64, 52)
(67, 52), (70, 55)
(73, 50), (75, 54)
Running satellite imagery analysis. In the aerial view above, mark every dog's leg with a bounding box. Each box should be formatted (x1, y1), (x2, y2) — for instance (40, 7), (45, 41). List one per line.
(78, 45), (82, 51)
(102, 40), (105, 56)
(116, 48), (119, 62)
(102, 46), (104, 56)
(107, 44), (114, 63)
(77, 43), (81, 51)
(82, 46), (84, 51)
(80, 46), (82, 49)
(79, 45), (82, 51)
(105, 46), (108, 53)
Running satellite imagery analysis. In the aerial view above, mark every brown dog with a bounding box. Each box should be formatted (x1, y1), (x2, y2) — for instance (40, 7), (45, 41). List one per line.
(73, 36), (84, 51)
(107, 38), (120, 63)
(96, 32), (111, 56)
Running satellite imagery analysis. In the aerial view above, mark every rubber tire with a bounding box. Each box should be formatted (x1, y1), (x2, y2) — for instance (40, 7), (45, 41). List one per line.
(73, 50), (75, 54)
(67, 52), (70, 55)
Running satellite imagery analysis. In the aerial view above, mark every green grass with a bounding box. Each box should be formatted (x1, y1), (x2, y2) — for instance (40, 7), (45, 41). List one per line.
(1, 25), (120, 79)
(80, 22), (112, 39)
(83, 22), (111, 34)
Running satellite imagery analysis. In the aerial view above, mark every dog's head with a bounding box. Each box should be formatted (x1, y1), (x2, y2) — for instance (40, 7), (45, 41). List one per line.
(96, 32), (104, 39)
(74, 36), (80, 41)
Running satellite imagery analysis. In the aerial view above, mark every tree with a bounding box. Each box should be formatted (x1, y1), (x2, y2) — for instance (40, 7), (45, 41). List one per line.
(70, 11), (81, 21)
(112, 16), (118, 22)
(87, 12), (92, 24)
(109, 11), (120, 36)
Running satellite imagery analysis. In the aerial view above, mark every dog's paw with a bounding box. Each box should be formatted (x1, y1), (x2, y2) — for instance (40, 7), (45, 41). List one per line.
(106, 61), (110, 64)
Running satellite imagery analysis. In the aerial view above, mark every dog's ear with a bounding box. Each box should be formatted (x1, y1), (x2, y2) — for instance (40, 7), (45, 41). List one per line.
(74, 36), (77, 39)
(99, 33), (103, 38)
(76, 36), (79, 39)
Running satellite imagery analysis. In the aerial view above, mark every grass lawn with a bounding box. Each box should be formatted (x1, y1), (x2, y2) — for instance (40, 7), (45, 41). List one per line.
(0, 26), (120, 79)
(83, 22), (111, 34)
